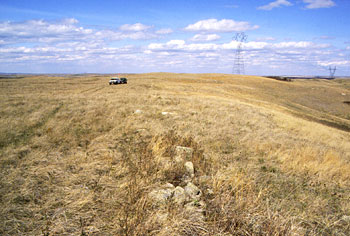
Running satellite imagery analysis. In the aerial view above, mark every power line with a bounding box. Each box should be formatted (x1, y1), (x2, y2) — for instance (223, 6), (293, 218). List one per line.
(232, 32), (247, 75)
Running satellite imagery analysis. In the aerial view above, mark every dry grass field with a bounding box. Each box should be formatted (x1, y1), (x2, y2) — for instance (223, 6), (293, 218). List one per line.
(1, 73), (350, 235)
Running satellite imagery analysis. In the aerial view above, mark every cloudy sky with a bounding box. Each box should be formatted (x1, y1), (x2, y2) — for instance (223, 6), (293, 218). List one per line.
(0, 0), (349, 75)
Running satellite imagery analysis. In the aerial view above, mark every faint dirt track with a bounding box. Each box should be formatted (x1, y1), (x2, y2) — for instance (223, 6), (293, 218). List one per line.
(0, 73), (350, 235)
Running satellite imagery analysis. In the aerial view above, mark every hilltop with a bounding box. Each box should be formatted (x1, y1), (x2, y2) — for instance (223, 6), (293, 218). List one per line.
(0, 73), (350, 235)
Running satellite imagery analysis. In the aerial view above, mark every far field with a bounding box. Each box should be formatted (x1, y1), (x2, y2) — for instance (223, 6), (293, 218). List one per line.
(0, 73), (350, 235)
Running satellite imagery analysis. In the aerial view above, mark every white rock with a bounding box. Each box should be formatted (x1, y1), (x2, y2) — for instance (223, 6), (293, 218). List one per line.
(134, 109), (142, 114)
(149, 188), (173, 205)
(182, 175), (192, 184)
(175, 146), (193, 163)
(184, 161), (194, 178)
(174, 155), (183, 163)
(206, 188), (214, 195)
(173, 186), (187, 205)
(341, 93), (346, 96)
(341, 215), (350, 222)
(162, 183), (175, 189)
(184, 182), (201, 200)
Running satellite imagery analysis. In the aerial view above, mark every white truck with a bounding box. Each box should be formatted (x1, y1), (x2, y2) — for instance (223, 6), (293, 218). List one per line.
(109, 77), (127, 85)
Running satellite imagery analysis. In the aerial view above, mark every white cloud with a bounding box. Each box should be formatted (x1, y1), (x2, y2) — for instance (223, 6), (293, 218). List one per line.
(148, 39), (329, 52)
(314, 35), (335, 40)
(0, 19), (165, 45)
(190, 34), (221, 42)
(273, 41), (330, 49)
(255, 37), (276, 41)
(0, 40), (344, 75)
(149, 40), (221, 51)
(303, 0), (336, 9)
(0, 18), (91, 39)
(142, 39), (344, 75)
(119, 23), (152, 31)
(317, 60), (348, 67)
(97, 29), (158, 40)
(155, 28), (173, 34)
(0, 18), (344, 75)
(221, 41), (269, 50)
(184, 19), (259, 32)
(257, 0), (293, 10)
(149, 40), (186, 50)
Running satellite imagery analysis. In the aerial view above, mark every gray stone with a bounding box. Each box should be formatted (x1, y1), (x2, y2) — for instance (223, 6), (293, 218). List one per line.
(206, 188), (214, 195)
(182, 175), (192, 184)
(184, 161), (194, 178)
(162, 183), (175, 189)
(149, 187), (173, 205)
(173, 186), (187, 205)
(161, 111), (174, 115)
(341, 215), (350, 222)
(184, 182), (202, 200)
(134, 109), (142, 114)
(175, 146), (193, 163)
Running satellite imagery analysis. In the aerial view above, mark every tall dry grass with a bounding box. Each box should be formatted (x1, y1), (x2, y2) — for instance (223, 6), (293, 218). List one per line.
(0, 73), (350, 235)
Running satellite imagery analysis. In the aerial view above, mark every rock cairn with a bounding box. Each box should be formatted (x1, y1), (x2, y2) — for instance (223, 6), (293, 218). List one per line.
(148, 146), (206, 213)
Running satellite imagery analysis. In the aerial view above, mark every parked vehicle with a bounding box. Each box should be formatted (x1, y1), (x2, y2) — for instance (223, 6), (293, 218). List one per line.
(120, 78), (127, 84)
(109, 78), (120, 85)
(109, 77), (127, 85)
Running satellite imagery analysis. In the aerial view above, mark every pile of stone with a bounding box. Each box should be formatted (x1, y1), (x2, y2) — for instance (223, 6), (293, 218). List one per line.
(148, 146), (206, 212)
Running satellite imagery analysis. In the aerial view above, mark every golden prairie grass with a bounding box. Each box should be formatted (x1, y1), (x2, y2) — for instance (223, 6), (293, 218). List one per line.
(0, 73), (350, 235)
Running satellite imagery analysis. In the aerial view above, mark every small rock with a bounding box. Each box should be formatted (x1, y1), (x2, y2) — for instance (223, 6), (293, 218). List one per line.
(341, 215), (350, 222)
(184, 182), (201, 200)
(341, 93), (346, 96)
(149, 188), (173, 205)
(206, 188), (214, 195)
(175, 146), (193, 163)
(136, 128), (146, 133)
(184, 161), (194, 178)
(134, 109), (142, 114)
(174, 155), (183, 163)
(182, 175), (192, 184)
(173, 186), (187, 205)
(159, 159), (172, 170)
(162, 183), (175, 189)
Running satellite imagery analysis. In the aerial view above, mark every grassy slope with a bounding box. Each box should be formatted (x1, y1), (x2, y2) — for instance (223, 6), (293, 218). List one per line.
(0, 73), (350, 235)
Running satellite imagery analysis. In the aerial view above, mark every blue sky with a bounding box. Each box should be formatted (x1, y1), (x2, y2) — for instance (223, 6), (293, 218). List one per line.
(0, 0), (349, 75)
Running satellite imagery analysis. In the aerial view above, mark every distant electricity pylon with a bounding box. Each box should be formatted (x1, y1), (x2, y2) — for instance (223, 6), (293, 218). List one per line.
(232, 32), (247, 75)
(329, 66), (336, 79)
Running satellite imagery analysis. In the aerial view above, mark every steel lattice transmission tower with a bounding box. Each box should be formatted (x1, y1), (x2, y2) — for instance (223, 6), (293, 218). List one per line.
(329, 66), (336, 79)
(232, 32), (248, 75)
